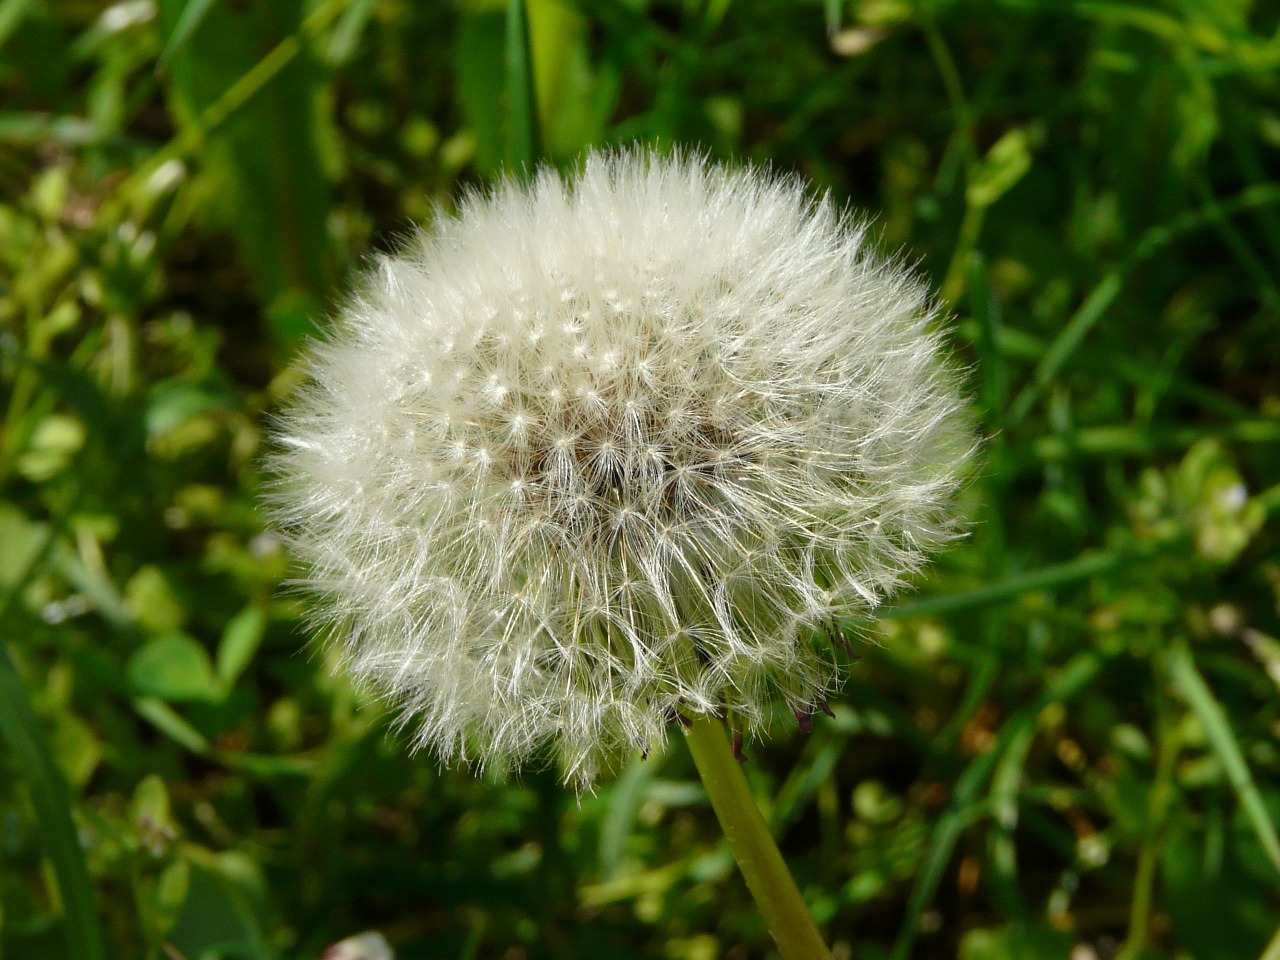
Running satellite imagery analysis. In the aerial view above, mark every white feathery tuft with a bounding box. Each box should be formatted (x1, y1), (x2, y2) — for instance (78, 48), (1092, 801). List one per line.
(266, 149), (974, 790)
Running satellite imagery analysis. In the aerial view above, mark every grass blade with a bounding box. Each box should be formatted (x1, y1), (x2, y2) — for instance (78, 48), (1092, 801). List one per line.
(0, 643), (108, 960)
(1261, 919), (1280, 960)
(890, 652), (1105, 960)
(157, 0), (218, 68)
(0, 526), (107, 960)
(1008, 270), (1123, 425)
(824, 0), (841, 35)
(1008, 182), (1280, 425)
(506, 0), (542, 171)
(889, 767), (988, 960)
(1169, 640), (1280, 873)
(875, 549), (1126, 622)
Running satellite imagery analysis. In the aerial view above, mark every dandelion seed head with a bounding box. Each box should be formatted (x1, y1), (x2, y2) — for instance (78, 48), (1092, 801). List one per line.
(268, 150), (973, 790)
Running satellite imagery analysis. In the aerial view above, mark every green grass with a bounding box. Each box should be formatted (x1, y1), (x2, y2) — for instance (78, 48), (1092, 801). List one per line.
(2, 1), (1279, 958)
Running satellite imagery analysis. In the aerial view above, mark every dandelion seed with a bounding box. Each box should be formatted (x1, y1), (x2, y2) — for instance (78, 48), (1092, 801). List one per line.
(267, 149), (972, 791)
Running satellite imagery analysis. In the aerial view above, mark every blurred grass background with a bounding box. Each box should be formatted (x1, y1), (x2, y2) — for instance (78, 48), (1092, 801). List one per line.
(2, 0), (1280, 958)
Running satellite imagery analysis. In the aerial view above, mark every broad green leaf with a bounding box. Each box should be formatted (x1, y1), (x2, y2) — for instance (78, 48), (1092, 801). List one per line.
(217, 605), (266, 690)
(152, 860), (193, 938)
(16, 413), (86, 481)
(50, 710), (103, 789)
(967, 127), (1034, 209)
(168, 858), (277, 960)
(124, 565), (186, 633)
(0, 506), (47, 589)
(145, 379), (235, 440)
(130, 774), (174, 839)
(127, 632), (219, 702)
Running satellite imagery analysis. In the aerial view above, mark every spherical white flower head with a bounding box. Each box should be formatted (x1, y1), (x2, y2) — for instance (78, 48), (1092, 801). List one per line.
(269, 150), (971, 789)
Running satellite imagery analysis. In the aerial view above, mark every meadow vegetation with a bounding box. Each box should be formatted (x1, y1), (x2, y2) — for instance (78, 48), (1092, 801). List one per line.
(1, 1), (1279, 958)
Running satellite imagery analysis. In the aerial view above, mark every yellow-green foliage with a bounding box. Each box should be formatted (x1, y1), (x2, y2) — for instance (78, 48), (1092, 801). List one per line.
(1, 2), (1278, 958)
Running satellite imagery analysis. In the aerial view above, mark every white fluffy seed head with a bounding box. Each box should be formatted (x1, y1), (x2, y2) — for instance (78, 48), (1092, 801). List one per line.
(267, 149), (973, 790)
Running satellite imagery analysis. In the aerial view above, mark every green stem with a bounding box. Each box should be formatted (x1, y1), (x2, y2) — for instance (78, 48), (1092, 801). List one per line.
(683, 717), (835, 960)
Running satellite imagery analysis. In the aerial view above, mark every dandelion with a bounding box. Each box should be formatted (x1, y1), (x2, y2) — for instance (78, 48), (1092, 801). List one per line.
(268, 150), (970, 792)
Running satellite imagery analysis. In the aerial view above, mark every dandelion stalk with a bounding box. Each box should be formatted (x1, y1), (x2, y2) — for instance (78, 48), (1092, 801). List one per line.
(684, 716), (835, 960)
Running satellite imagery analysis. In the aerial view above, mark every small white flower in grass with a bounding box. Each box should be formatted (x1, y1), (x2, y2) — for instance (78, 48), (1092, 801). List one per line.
(267, 149), (973, 790)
